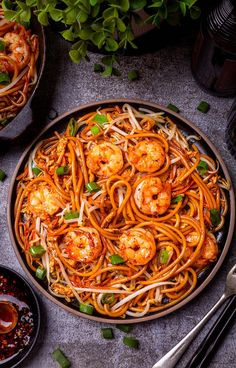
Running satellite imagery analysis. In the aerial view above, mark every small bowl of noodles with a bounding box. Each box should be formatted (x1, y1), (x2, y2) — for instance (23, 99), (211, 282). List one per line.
(7, 99), (235, 323)
(0, 6), (45, 140)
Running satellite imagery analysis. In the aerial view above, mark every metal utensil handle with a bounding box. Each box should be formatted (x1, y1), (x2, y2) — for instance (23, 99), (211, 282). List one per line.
(152, 293), (227, 368)
(186, 295), (236, 368)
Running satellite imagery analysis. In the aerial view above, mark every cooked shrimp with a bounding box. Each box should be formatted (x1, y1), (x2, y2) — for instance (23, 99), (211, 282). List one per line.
(28, 183), (61, 218)
(119, 228), (156, 265)
(184, 232), (218, 270)
(86, 142), (123, 177)
(4, 32), (30, 69)
(128, 140), (165, 172)
(134, 177), (171, 215)
(64, 227), (102, 263)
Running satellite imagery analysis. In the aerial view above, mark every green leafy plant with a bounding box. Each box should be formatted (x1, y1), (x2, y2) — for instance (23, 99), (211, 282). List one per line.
(2, 0), (201, 74)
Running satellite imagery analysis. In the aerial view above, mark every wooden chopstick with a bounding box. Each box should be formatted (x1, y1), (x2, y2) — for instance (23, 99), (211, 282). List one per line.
(184, 295), (236, 368)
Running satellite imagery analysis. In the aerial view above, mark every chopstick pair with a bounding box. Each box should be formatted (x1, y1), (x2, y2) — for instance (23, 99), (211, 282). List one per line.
(184, 295), (236, 368)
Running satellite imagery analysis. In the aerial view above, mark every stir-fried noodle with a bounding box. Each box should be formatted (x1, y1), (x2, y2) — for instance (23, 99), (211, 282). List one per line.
(15, 104), (229, 318)
(0, 8), (39, 129)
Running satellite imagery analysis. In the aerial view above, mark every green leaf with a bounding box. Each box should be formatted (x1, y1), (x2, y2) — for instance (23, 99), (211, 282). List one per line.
(78, 28), (93, 40)
(159, 4), (168, 19)
(210, 209), (221, 227)
(103, 7), (118, 19)
(102, 65), (113, 77)
(130, 0), (147, 10)
(49, 8), (63, 22)
(92, 32), (106, 48)
(26, 0), (37, 6)
(77, 10), (88, 23)
(2, 0), (13, 10)
(101, 55), (114, 66)
(117, 18), (126, 32)
(179, 2), (186, 16)
(20, 9), (31, 22)
(3, 10), (17, 21)
(64, 7), (77, 24)
(197, 160), (208, 175)
(190, 5), (201, 19)
(94, 63), (104, 73)
(128, 70), (139, 81)
(69, 49), (82, 64)
(38, 11), (49, 26)
(90, 0), (98, 5)
(148, 1), (163, 8)
(120, 0), (130, 12)
(112, 67), (121, 76)
(105, 38), (119, 52)
(61, 28), (75, 41)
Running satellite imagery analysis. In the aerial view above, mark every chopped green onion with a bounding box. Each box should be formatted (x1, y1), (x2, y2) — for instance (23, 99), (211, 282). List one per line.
(159, 249), (170, 264)
(0, 40), (5, 51)
(69, 118), (77, 136)
(116, 324), (133, 333)
(0, 169), (6, 181)
(0, 72), (10, 84)
(197, 101), (210, 113)
(210, 208), (221, 227)
(86, 181), (101, 193)
(101, 293), (115, 305)
(94, 63), (104, 73)
(52, 348), (71, 368)
(79, 303), (94, 315)
(101, 328), (114, 339)
(32, 167), (42, 176)
(29, 244), (46, 258)
(123, 336), (139, 349)
(197, 160), (208, 175)
(90, 125), (100, 135)
(0, 118), (8, 126)
(64, 211), (80, 220)
(56, 166), (69, 175)
(167, 103), (180, 113)
(110, 254), (125, 265)
(93, 114), (108, 124)
(36, 266), (46, 280)
(128, 70), (139, 81)
(171, 195), (184, 204)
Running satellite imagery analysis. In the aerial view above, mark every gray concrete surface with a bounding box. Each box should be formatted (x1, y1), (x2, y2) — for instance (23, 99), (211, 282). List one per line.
(0, 28), (236, 368)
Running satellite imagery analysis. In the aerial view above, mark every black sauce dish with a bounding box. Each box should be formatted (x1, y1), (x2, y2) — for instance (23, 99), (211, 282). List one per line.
(0, 265), (41, 368)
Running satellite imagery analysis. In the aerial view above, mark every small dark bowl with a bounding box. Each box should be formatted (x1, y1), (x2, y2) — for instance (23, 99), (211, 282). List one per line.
(0, 16), (46, 141)
(0, 265), (41, 368)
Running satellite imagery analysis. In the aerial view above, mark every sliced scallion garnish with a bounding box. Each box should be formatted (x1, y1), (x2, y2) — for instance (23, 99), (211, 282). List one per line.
(79, 303), (94, 315)
(56, 166), (69, 175)
(167, 103), (180, 113)
(0, 40), (6, 51)
(101, 328), (114, 339)
(159, 249), (170, 265)
(36, 266), (46, 280)
(93, 114), (107, 124)
(69, 118), (77, 137)
(110, 254), (125, 265)
(52, 348), (71, 368)
(64, 211), (80, 220)
(0, 72), (10, 84)
(29, 244), (46, 258)
(171, 195), (184, 204)
(123, 336), (139, 349)
(90, 125), (100, 135)
(0, 169), (6, 181)
(32, 167), (42, 176)
(197, 160), (208, 175)
(116, 324), (133, 333)
(197, 101), (210, 113)
(101, 293), (115, 305)
(210, 208), (221, 227)
(86, 181), (101, 193)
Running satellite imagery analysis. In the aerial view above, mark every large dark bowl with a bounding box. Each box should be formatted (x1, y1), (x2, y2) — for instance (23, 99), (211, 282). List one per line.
(0, 265), (41, 368)
(0, 16), (46, 141)
(7, 99), (235, 324)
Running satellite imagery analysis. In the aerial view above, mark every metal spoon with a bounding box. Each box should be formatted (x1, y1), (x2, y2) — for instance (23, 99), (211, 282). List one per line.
(152, 264), (236, 368)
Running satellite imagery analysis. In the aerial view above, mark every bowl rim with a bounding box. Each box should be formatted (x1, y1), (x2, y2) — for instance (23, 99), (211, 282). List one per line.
(0, 264), (41, 368)
(7, 98), (236, 324)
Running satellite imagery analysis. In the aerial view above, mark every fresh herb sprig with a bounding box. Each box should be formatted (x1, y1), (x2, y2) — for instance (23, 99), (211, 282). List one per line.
(2, 0), (201, 73)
